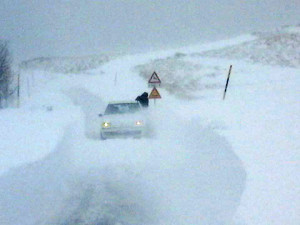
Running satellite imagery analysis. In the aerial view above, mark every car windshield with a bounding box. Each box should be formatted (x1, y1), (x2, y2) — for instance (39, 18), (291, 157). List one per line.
(104, 103), (141, 115)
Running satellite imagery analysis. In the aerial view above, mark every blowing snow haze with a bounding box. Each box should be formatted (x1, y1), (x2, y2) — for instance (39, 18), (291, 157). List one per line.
(1, 0), (299, 62)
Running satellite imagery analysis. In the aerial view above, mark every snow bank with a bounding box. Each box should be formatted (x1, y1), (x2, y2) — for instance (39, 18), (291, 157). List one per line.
(0, 107), (80, 175)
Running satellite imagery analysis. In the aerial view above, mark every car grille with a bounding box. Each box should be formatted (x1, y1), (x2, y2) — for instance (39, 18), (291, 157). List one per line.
(104, 130), (142, 136)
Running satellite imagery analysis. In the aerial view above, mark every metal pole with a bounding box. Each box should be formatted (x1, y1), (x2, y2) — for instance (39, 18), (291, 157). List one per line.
(223, 65), (232, 100)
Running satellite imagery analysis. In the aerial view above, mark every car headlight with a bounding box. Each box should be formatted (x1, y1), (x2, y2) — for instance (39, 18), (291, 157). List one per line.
(102, 122), (111, 128)
(135, 120), (143, 126)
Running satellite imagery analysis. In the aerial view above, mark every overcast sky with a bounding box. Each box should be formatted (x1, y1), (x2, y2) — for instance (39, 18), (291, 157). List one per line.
(1, 0), (299, 62)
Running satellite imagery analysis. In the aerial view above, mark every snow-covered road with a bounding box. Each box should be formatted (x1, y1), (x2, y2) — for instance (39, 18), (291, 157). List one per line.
(0, 31), (299, 225)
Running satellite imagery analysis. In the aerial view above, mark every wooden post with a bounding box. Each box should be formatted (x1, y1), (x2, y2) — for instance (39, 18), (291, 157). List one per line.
(17, 72), (20, 107)
(223, 65), (232, 100)
(31, 72), (34, 87)
(114, 73), (117, 86)
(27, 76), (30, 98)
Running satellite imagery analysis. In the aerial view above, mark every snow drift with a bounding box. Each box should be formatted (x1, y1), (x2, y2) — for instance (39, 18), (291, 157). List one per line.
(0, 104), (246, 225)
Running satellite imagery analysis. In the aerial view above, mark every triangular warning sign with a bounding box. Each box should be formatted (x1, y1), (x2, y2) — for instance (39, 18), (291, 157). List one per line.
(149, 87), (161, 99)
(148, 72), (161, 84)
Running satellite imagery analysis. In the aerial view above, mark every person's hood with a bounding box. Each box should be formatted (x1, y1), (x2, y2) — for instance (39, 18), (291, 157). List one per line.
(141, 92), (148, 97)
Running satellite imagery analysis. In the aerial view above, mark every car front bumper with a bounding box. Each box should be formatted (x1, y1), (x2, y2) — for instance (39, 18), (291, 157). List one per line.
(101, 127), (144, 139)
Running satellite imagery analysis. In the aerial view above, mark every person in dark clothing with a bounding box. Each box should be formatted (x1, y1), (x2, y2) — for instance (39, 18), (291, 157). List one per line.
(135, 92), (149, 107)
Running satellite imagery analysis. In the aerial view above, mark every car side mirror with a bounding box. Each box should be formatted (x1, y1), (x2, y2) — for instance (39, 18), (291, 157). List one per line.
(98, 114), (103, 117)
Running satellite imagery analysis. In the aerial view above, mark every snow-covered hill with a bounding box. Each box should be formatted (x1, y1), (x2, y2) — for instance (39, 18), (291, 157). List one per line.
(20, 54), (118, 74)
(197, 25), (300, 67)
(0, 27), (299, 225)
(135, 25), (299, 100)
(135, 56), (227, 99)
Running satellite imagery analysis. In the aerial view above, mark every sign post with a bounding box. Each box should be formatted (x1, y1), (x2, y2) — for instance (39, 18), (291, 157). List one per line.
(149, 87), (161, 104)
(148, 72), (162, 105)
(148, 71), (161, 87)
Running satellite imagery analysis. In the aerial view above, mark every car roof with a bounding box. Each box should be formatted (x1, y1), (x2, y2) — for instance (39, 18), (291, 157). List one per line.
(108, 100), (139, 104)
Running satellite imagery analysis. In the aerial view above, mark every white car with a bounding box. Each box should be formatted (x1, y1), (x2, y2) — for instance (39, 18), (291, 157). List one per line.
(99, 101), (147, 139)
